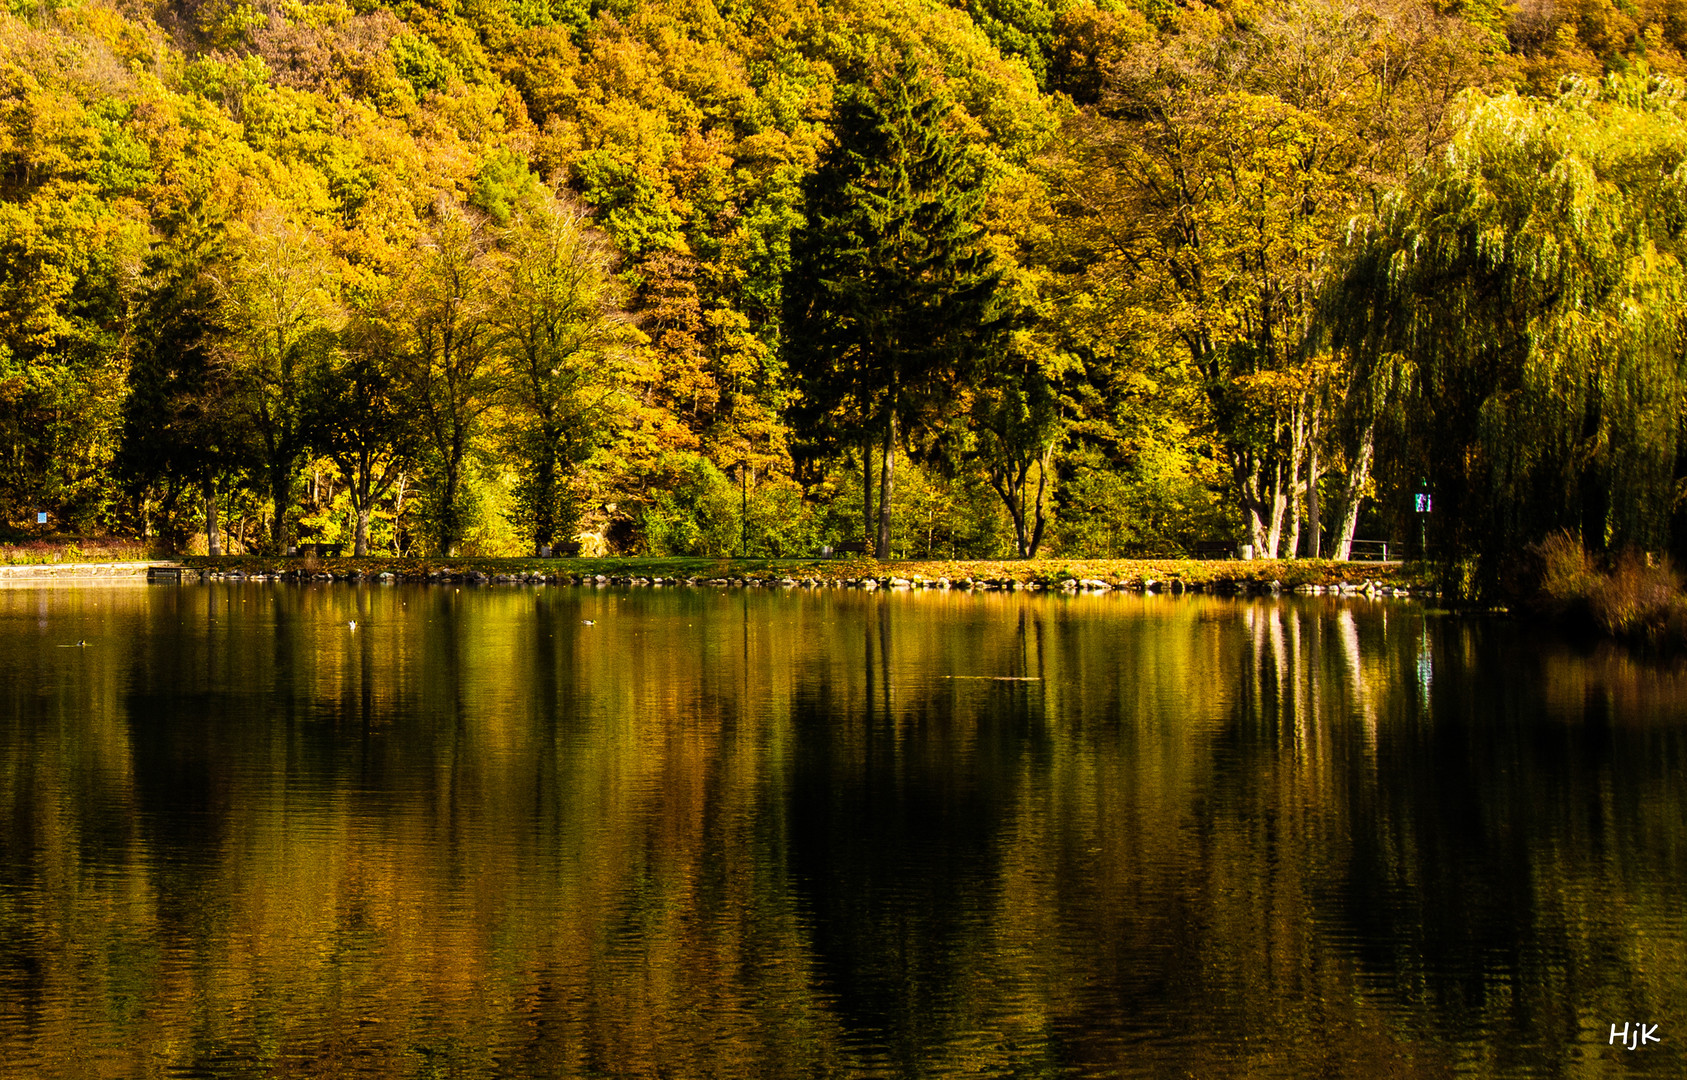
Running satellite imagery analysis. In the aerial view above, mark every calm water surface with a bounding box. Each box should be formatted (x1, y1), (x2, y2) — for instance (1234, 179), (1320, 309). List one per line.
(0, 582), (1682, 1078)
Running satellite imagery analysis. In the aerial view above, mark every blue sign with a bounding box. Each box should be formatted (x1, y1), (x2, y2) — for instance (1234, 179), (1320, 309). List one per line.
(36, 512), (46, 524)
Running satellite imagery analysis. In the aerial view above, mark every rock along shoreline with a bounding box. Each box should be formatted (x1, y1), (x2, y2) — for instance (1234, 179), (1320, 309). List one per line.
(162, 557), (1428, 599)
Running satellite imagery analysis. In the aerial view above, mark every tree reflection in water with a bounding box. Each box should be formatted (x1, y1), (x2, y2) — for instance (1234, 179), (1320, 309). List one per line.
(0, 583), (1680, 1078)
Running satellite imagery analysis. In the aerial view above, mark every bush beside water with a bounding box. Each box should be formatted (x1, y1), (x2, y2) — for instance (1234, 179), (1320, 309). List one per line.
(1526, 534), (1687, 647)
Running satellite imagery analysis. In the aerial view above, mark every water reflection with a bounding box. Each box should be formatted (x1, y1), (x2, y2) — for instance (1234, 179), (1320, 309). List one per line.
(0, 584), (1681, 1078)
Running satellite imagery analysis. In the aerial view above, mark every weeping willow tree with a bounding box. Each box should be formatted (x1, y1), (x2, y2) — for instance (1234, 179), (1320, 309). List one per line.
(1325, 73), (1687, 594)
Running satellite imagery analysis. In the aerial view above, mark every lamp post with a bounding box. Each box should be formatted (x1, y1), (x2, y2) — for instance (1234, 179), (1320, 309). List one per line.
(1413, 479), (1433, 558)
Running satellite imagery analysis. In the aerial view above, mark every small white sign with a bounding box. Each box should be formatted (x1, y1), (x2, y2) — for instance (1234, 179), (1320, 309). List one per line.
(36, 512), (46, 524)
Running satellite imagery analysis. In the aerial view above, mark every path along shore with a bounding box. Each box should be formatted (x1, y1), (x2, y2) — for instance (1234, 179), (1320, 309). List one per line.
(0, 562), (153, 580)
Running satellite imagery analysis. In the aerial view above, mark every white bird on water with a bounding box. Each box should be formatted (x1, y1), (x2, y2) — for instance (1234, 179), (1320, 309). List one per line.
(582, 619), (596, 626)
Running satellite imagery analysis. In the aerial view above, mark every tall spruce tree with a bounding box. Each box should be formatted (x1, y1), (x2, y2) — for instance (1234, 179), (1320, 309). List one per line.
(784, 57), (1001, 559)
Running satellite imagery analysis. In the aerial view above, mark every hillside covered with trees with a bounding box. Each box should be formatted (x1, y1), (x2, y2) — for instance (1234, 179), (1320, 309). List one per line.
(5, 0), (1687, 582)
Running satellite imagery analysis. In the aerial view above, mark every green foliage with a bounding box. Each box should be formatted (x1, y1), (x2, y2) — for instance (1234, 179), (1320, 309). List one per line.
(572, 149), (685, 257)
(495, 191), (636, 551)
(457, 462), (526, 555)
(8, 0), (1650, 564)
(391, 31), (455, 96)
(639, 457), (824, 557)
(220, 209), (342, 552)
(641, 451), (743, 556)
(309, 320), (417, 555)
(1051, 0), (1494, 558)
(117, 211), (246, 550)
(962, 0), (1055, 84)
(391, 204), (502, 555)
(470, 147), (539, 226)
(181, 54), (272, 107)
(807, 453), (1013, 557)
(86, 101), (155, 197)
(1055, 442), (1230, 557)
(508, 0), (591, 33)
(742, 477), (818, 557)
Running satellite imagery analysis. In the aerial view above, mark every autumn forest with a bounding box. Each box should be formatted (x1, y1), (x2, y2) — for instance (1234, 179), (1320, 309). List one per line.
(6, 0), (1687, 582)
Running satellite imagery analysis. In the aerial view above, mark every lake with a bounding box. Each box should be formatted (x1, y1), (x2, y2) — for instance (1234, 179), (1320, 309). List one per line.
(0, 581), (1682, 1078)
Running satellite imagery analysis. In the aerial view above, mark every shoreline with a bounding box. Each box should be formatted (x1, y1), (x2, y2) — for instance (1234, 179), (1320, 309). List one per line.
(154, 555), (1425, 597)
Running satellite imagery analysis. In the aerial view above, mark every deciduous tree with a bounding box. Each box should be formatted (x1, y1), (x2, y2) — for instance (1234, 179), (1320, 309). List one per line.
(392, 201), (501, 556)
(1324, 74), (1687, 590)
(1052, 0), (1488, 557)
(494, 190), (637, 553)
(217, 208), (340, 553)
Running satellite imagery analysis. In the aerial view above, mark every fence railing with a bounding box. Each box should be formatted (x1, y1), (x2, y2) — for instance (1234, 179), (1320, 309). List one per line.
(1346, 539), (1393, 562)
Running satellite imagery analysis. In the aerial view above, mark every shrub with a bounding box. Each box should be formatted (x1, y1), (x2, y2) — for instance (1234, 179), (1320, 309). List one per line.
(640, 453), (741, 556)
(1587, 552), (1679, 638)
(1526, 531), (1597, 614)
(1521, 533), (1686, 644)
(744, 479), (817, 558)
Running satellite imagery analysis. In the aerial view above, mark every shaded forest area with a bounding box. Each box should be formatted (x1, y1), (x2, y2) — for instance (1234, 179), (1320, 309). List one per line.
(6, 0), (1687, 588)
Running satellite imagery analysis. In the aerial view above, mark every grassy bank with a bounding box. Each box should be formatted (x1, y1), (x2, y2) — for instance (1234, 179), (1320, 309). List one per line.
(177, 554), (1420, 592)
(2, 539), (155, 565)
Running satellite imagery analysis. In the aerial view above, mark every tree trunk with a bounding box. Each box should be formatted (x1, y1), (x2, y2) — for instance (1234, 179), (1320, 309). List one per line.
(269, 471), (289, 554)
(1237, 449), (1277, 559)
(985, 461), (1029, 558)
(535, 450), (557, 555)
(1024, 450), (1051, 558)
(440, 462), (462, 556)
(204, 478), (221, 557)
(1246, 503), (1268, 558)
(162, 481), (183, 555)
(1285, 484), (1303, 560)
(1286, 414), (1305, 559)
(393, 472), (409, 557)
(1265, 459), (1288, 559)
(1011, 476), (1030, 559)
(1332, 421), (1374, 560)
(862, 440), (874, 546)
(875, 413), (895, 560)
(1306, 441), (1323, 559)
(354, 503), (371, 557)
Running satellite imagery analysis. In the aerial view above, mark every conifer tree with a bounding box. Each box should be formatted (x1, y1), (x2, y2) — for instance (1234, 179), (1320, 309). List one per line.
(784, 57), (1002, 559)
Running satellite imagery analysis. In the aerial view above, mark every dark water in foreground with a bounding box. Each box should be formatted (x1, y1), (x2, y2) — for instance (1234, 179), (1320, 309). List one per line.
(0, 583), (1682, 1079)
